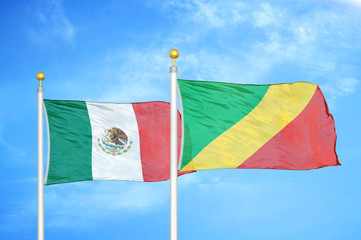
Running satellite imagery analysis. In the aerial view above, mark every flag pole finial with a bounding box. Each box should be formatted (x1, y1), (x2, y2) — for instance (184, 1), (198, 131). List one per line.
(169, 49), (179, 66)
(36, 72), (45, 87)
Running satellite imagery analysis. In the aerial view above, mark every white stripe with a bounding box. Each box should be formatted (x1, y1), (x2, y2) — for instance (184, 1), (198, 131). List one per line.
(86, 102), (143, 181)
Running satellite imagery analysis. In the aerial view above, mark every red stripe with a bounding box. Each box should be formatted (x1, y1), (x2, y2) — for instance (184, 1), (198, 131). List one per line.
(238, 86), (340, 170)
(132, 102), (187, 181)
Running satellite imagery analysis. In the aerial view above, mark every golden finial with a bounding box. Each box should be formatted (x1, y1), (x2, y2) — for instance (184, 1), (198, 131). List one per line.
(169, 49), (179, 66)
(36, 72), (45, 87)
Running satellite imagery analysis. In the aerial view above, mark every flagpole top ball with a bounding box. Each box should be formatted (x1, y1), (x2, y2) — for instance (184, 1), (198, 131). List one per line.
(169, 49), (179, 66)
(36, 72), (45, 87)
(37, 72), (45, 81)
(169, 49), (179, 59)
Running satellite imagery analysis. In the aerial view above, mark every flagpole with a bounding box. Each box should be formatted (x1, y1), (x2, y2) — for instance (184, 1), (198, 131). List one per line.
(169, 49), (179, 240)
(37, 72), (45, 240)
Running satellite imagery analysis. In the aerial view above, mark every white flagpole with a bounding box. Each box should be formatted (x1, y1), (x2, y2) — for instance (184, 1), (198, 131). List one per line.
(37, 72), (45, 240)
(169, 49), (179, 240)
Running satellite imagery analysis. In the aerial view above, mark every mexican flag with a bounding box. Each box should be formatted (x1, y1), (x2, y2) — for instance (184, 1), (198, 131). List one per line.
(177, 79), (340, 172)
(44, 100), (184, 185)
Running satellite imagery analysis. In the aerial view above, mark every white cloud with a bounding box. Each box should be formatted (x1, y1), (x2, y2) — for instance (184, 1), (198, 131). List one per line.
(253, 2), (283, 28)
(293, 26), (316, 45)
(244, 3), (361, 94)
(95, 48), (171, 103)
(179, 50), (264, 84)
(168, 0), (359, 91)
(0, 126), (26, 158)
(0, 180), (168, 232)
(337, 78), (358, 93)
(45, 181), (168, 228)
(192, 0), (245, 27)
(0, 202), (36, 234)
(333, 0), (361, 7)
(178, 173), (202, 186)
(42, 46), (173, 103)
(27, 0), (75, 45)
(178, 170), (300, 222)
(165, 0), (246, 28)
(319, 78), (359, 108)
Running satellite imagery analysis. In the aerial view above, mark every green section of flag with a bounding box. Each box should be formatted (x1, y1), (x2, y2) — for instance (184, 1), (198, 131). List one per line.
(44, 100), (93, 185)
(177, 79), (269, 169)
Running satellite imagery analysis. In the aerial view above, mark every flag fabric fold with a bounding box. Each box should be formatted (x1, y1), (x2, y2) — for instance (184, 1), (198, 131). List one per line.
(177, 79), (340, 172)
(44, 100), (185, 185)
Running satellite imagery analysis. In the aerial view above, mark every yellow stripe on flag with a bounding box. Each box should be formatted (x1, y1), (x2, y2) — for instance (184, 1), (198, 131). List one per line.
(180, 82), (317, 172)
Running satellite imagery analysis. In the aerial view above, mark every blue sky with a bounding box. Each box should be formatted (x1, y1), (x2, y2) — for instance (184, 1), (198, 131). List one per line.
(1, 0), (361, 239)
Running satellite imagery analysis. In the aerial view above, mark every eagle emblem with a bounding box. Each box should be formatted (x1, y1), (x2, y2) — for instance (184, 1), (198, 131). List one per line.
(97, 127), (132, 156)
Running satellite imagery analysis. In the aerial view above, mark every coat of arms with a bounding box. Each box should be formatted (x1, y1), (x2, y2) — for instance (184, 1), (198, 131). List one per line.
(97, 127), (132, 156)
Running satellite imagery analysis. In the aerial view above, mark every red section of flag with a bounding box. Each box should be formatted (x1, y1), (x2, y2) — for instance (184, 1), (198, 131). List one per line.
(238, 86), (340, 170)
(132, 102), (188, 181)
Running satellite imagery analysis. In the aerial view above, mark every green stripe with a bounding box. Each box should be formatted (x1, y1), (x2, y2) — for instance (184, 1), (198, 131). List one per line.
(44, 100), (93, 185)
(177, 79), (269, 169)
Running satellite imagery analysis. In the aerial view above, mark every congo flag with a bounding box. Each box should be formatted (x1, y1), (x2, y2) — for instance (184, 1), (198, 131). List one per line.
(177, 79), (340, 172)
